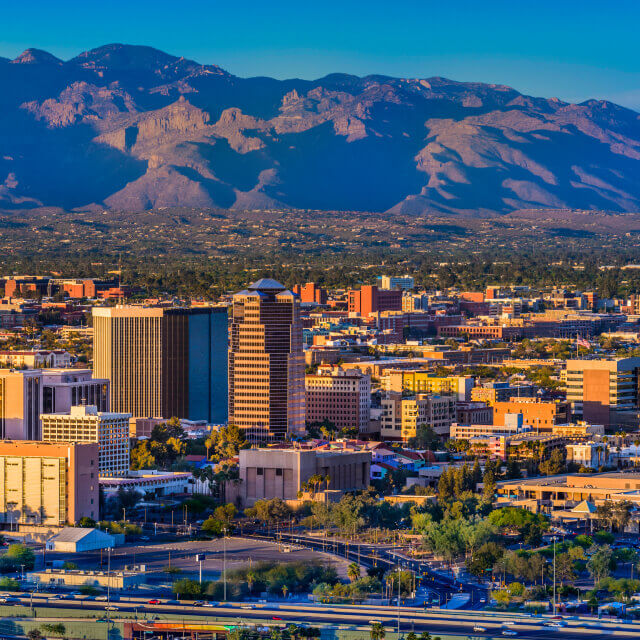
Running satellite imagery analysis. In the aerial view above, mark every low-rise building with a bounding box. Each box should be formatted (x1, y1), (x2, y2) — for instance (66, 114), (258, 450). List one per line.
(45, 527), (116, 552)
(27, 568), (145, 589)
(239, 447), (371, 506)
(99, 470), (193, 499)
(0, 350), (72, 369)
(471, 381), (536, 406)
(383, 371), (473, 401)
(566, 442), (610, 469)
(493, 398), (570, 430)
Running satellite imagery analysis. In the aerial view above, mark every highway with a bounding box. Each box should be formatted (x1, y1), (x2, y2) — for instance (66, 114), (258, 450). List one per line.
(4, 594), (640, 639)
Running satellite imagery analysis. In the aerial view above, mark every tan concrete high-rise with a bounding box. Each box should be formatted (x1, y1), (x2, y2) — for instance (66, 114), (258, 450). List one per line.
(92, 306), (228, 421)
(41, 405), (131, 477)
(229, 279), (305, 441)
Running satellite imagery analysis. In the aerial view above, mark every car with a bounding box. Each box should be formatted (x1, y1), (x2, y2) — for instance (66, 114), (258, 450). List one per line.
(368, 621), (382, 626)
(192, 601), (205, 606)
(502, 632), (517, 637)
(240, 605), (255, 610)
(105, 606), (119, 611)
(203, 601), (219, 607)
(473, 626), (487, 632)
(147, 599), (161, 605)
(503, 621), (516, 626)
(272, 616), (282, 621)
(95, 595), (108, 601)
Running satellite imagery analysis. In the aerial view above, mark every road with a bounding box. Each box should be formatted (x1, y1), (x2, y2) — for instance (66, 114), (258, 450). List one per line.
(245, 530), (488, 608)
(4, 595), (640, 640)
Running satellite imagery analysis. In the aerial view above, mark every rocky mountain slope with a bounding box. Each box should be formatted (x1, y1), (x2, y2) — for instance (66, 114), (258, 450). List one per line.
(1, 43), (639, 214)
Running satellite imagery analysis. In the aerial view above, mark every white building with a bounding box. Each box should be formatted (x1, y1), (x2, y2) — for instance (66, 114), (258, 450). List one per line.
(100, 470), (193, 498)
(566, 442), (610, 469)
(41, 405), (130, 477)
(378, 275), (415, 291)
(46, 527), (116, 552)
(0, 350), (72, 369)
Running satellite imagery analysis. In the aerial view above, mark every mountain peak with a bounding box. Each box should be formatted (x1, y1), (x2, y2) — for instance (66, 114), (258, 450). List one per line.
(70, 43), (183, 70)
(11, 48), (63, 65)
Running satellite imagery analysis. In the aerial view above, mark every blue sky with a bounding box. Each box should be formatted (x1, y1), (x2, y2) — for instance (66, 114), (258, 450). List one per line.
(1, 0), (639, 110)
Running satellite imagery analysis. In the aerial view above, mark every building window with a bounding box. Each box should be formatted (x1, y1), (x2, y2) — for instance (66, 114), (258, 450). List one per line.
(257, 468), (263, 476)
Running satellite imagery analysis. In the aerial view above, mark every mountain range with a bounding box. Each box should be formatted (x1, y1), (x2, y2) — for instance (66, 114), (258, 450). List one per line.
(1, 43), (639, 215)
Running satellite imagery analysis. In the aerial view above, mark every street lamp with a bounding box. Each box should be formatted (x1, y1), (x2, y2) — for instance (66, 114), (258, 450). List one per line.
(223, 527), (227, 602)
(552, 536), (558, 616)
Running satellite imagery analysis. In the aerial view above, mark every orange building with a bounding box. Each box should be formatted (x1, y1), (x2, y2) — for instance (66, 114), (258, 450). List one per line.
(348, 285), (402, 316)
(0, 441), (99, 525)
(493, 398), (570, 430)
(292, 283), (328, 305)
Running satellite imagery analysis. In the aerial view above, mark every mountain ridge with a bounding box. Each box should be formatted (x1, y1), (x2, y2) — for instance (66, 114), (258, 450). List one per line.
(1, 43), (639, 215)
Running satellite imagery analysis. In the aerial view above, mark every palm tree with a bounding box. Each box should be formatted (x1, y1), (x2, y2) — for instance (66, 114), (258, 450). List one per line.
(282, 584), (289, 599)
(246, 570), (256, 593)
(347, 562), (361, 582)
(370, 623), (385, 640)
(286, 625), (298, 640)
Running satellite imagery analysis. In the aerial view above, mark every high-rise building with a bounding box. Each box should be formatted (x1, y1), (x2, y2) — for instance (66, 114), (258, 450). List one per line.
(381, 392), (457, 441)
(0, 440), (99, 525)
(348, 285), (402, 316)
(41, 405), (130, 477)
(565, 358), (640, 427)
(93, 306), (228, 422)
(0, 369), (109, 441)
(42, 369), (110, 414)
(305, 366), (371, 434)
(292, 283), (328, 305)
(228, 279), (305, 441)
(0, 369), (42, 440)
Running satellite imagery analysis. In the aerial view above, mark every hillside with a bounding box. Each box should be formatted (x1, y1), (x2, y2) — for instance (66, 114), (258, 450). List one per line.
(1, 43), (639, 214)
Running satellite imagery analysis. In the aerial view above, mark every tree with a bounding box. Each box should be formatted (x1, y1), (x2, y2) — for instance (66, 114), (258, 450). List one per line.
(214, 503), (237, 524)
(245, 498), (292, 523)
(347, 563), (361, 583)
(370, 622), (386, 640)
(5, 544), (35, 570)
(40, 624), (66, 637)
(587, 545), (614, 586)
(27, 631), (42, 640)
(555, 553), (576, 585)
(481, 470), (497, 505)
(538, 449), (566, 476)
(207, 424), (248, 462)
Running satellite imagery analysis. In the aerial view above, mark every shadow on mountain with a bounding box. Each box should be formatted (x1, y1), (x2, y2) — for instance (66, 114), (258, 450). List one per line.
(264, 122), (425, 211)
(194, 139), (270, 191)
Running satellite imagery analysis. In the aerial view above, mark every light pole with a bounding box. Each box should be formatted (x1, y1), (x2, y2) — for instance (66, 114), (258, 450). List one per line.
(223, 527), (227, 602)
(397, 566), (401, 636)
(107, 547), (112, 608)
(552, 536), (557, 615)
